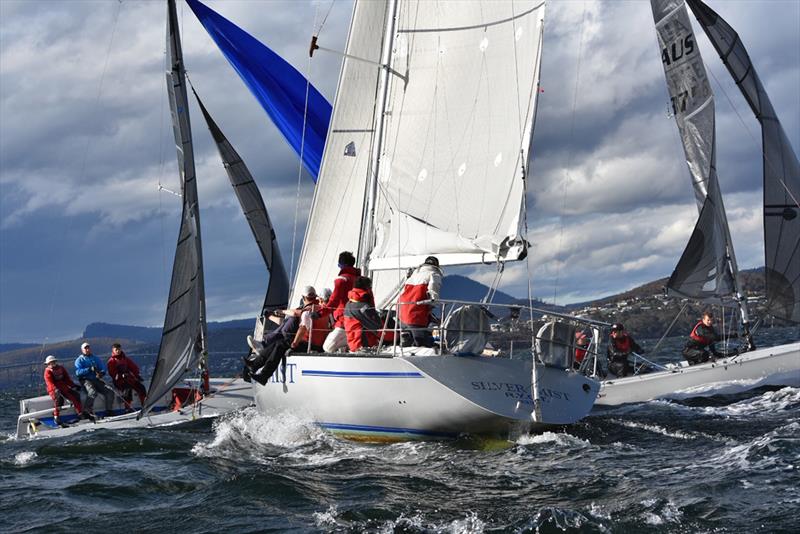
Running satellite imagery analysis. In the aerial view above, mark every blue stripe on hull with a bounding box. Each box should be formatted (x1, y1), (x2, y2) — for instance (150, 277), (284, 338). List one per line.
(301, 370), (423, 378)
(319, 421), (457, 439)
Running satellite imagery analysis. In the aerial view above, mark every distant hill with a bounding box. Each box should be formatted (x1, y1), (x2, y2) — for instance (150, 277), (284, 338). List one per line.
(83, 318), (255, 343)
(442, 275), (566, 312)
(0, 343), (38, 353)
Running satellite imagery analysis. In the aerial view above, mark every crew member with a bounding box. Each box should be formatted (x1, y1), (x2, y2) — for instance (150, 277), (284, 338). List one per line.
(682, 311), (726, 365)
(606, 323), (643, 377)
(318, 251), (364, 352)
(43, 355), (88, 427)
(74, 342), (115, 417)
(287, 287), (331, 353)
(107, 343), (147, 409)
(573, 329), (591, 369)
(344, 277), (394, 352)
(398, 256), (442, 347)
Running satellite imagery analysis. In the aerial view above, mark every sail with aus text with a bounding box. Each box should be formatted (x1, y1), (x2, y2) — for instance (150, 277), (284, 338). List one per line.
(686, 0), (800, 323)
(650, 0), (740, 303)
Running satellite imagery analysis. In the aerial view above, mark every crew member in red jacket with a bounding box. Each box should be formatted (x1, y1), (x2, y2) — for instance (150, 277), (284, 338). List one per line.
(606, 323), (643, 377)
(398, 256), (443, 347)
(318, 251), (365, 352)
(682, 311), (727, 365)
(344, 277), (394, 352)
(43, 355), (86, 426)
(107, 343), (147, 408)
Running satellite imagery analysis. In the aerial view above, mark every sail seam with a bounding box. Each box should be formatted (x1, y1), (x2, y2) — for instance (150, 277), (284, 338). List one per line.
(397, 2), (543, 33)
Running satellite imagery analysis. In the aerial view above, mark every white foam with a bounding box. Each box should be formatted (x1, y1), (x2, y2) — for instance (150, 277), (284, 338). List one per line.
(515, 431), (591, 449)
(312, 505), (339, 528)
(13, 451), (37, 465)
(640, 498), (683, 526)
(191, 406), (326, 459)
(614, 419), (696, 440)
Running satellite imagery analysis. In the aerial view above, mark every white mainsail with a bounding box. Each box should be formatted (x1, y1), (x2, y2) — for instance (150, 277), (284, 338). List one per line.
(293, 0), (546, 304)
(370, 1), (545, 273)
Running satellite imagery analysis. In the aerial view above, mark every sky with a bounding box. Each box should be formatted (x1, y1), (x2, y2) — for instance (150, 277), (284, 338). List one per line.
(1, 0), (798, 344)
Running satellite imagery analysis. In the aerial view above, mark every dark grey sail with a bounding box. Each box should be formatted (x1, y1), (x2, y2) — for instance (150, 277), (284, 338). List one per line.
(140, 0), (208, 417)
(687, 0), (800, 323)
(667, 176), (736, 301)
(194, 91), (290, 313)
(650, 0), (743, 305)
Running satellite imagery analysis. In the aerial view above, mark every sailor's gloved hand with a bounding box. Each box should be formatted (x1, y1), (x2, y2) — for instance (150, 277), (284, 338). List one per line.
(285, 348), (294, 358)
(310, 311), (321, 320)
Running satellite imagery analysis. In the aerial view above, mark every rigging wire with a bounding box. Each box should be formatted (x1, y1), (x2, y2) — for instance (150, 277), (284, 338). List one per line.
(552, 0), (588, 306)
(289, 5), (318, 298)
(39, 0), (124, 358)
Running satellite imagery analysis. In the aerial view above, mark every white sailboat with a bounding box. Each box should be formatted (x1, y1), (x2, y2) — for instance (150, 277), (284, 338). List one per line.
(251, 0), (601, 440)
(594, 0), (799, 406)
(14, 0), (255, 438)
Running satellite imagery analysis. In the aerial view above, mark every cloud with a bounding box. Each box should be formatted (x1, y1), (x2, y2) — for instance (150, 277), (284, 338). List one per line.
(0, 0), (797, 342)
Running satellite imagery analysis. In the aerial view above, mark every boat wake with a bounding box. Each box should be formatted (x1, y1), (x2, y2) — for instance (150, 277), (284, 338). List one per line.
(191, 406), (325, 460)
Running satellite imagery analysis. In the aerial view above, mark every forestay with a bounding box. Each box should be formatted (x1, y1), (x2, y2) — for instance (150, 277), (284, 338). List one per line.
(142, 0), (207, 417)
(194, 92), (290, 314)
(650, 0), (740, 303)
(369, 1), (545, 272)
(686, 0), (800, 323)
(291, 0), (388, 305)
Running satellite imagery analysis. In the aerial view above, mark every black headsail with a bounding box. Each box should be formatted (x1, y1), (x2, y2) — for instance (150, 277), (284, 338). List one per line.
(687, 0), (800, 323)
(140, 0), (208, 417)
(193, 90), (290, 313)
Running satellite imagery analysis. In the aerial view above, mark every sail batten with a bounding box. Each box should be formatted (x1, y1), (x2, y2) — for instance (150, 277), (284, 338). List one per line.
(141, 0), (207, 417)
(686, 0), (800, 323)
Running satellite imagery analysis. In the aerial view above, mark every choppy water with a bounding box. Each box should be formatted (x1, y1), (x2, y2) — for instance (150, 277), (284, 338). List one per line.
(1, 330), (798, 533)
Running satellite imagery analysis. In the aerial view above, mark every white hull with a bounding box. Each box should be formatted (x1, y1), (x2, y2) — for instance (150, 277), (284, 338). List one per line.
(596, 342), (800, 406)
(252, 354), (599, 441)
(15, 377), (252, 439)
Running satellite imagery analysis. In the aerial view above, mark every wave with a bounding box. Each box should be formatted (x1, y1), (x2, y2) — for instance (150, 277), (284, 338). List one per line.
(9, 451), (37, 466)
(191, 406), (326, 460)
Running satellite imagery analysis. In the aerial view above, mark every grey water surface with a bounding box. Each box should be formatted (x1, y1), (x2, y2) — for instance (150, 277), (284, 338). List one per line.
(1, 328), (798, 533)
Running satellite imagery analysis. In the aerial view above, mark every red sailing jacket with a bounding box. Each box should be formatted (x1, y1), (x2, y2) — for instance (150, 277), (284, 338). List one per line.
(44, 364), (76, 395)
(344, 287), (394, 351)
(689, 321), (716, 347)
(398, 264), (443, 326)
(320, 266), (362, 329)
(297, 303), (331, 348)
(574, 332), (589, 363)
(107, 352), (142, 389)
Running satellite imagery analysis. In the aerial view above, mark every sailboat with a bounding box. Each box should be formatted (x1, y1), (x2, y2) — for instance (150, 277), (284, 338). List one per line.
(594, 0), (799, 406)
(14, 0), (256, 438)
(249, 0), (601, 441)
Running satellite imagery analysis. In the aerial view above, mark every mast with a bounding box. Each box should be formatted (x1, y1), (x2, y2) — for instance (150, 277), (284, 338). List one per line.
(140, 0), (208, 418)
(358, 0), (399, 276)
(167, 0), (209, 369)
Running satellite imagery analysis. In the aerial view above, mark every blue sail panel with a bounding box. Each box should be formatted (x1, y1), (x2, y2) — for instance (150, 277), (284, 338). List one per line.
(187, 0), (331, 180)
